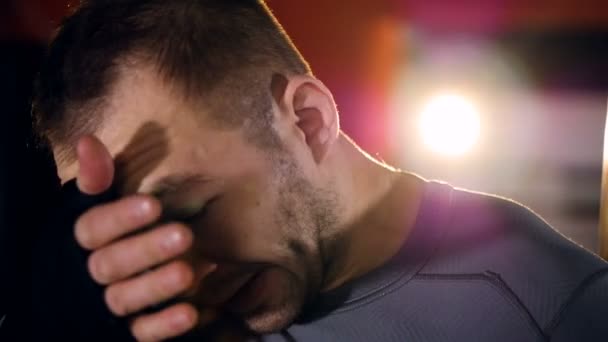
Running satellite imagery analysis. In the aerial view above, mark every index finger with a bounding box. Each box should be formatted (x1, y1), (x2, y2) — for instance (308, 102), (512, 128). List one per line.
(75, 195), (162, 250)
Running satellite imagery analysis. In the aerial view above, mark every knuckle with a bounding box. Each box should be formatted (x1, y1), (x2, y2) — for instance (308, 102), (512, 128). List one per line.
(88, 252), (110, 284)
(105, 286), (128, 317)
(168, 262), (194, 291)
(157, 224), (193, 256)
(168, 305), (197, 332)
(131, 318), (161, 342)
(74, 216), (95, 249)
(127, 196), (160, 224)
(130, 318), (149, 342)
(170, 224), (193, 248)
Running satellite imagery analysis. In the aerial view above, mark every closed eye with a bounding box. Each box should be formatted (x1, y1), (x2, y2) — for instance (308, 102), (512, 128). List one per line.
(162, 196), (218, 223)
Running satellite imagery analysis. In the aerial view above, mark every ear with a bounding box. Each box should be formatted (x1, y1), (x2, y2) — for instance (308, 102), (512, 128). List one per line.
(271, 73), (339, 164)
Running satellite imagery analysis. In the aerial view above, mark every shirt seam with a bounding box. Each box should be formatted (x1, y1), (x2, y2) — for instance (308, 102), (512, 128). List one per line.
(414, 272), (547, 341)
(544, 266), (608, 336)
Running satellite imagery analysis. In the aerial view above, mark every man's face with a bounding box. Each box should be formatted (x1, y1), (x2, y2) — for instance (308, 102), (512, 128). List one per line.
(58, 66), (337, 333)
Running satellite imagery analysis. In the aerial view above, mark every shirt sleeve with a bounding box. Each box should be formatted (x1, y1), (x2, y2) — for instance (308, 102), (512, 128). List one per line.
(549, 268), (608, 341)
(23, 180), (132, 340)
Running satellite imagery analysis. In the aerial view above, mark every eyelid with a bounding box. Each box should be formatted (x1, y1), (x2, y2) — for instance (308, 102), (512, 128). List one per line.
(162, 203), (206, 222)
(162, 196), (217, 222)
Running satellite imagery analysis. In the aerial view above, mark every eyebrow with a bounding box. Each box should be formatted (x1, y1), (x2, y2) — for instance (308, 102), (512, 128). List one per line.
(148, 172), (212, 199)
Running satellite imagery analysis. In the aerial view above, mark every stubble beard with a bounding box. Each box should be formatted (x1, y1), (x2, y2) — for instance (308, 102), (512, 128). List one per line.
(242, 155), (339, 333)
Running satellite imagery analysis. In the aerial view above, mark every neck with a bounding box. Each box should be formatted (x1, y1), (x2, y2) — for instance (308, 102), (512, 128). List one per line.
(320, 133), (425, 292)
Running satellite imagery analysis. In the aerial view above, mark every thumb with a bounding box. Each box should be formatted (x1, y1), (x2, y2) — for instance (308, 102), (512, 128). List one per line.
(76, 135), (115, 195)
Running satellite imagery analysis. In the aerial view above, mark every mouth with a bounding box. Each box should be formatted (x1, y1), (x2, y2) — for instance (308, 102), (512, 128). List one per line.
(224, 268), (272, 314)
(191, 263), (258, 307)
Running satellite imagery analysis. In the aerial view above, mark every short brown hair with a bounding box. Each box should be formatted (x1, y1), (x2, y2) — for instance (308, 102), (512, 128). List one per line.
(32, 0), (311, 162)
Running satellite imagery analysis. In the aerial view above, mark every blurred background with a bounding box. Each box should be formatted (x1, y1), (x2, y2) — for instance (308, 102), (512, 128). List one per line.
(269, 0), (608, 252)
(1, 1), (607, 304)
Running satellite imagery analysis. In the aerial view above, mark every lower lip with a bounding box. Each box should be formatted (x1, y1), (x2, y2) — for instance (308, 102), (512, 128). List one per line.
(226, 268), (273, 314)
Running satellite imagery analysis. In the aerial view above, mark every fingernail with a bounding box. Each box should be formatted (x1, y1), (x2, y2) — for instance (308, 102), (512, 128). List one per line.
(173, 311), (193, 329)
(138, 199), (153, 216)
(162, 229), (185, 250)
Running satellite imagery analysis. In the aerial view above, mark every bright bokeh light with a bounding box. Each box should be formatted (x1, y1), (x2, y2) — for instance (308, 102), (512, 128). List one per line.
(419, 94), (481, 157)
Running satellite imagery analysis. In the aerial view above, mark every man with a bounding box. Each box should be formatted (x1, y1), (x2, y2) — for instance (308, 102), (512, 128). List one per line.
(24, 0), (608, 341)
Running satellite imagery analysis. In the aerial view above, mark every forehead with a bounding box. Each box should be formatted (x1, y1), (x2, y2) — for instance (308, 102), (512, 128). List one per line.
(88, 64), (261, 194)
(99, 64), (196, 149)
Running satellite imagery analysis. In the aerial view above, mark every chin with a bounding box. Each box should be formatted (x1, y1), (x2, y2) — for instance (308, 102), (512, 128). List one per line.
(234, 267), (307, 334)
(242, 302), (301, 334)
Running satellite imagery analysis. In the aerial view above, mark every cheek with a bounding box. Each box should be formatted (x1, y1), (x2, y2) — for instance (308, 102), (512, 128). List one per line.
(194, 176), (287, 261)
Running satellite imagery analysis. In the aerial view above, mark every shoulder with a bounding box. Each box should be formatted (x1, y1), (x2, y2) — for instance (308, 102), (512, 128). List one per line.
(420, 184), (608, 331)
(425, 185), (606, 275)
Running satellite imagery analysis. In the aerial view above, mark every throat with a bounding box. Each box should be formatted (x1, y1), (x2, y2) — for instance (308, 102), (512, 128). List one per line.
(320, 172), (424, 292)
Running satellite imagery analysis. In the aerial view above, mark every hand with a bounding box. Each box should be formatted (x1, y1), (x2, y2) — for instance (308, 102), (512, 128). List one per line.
(73, 136), (217, 341)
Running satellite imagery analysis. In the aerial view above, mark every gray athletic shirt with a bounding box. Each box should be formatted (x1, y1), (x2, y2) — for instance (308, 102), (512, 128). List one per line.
(258, 181), (608, 341)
